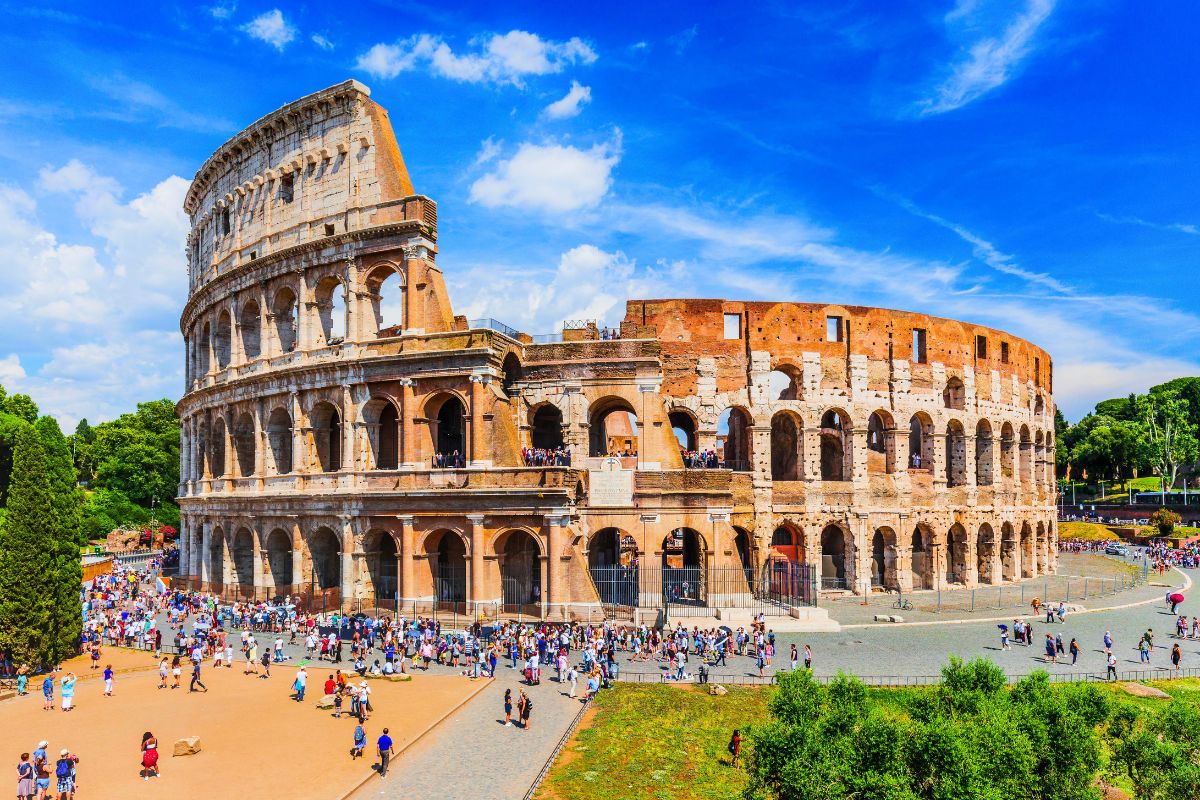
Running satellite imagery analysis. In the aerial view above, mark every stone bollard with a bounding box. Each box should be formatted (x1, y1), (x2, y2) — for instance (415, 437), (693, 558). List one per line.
(172, 736), (201, 757)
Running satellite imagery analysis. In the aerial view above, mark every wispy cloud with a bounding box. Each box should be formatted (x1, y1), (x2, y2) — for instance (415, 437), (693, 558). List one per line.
(543, 81), (592, 119)
(919, 0), (1057, 114)
(88, 74), (232, 133)
(241, 9), (296, 51)
(356, 30), (596, 87)
(311, 34), (334, 51)
(1097, 213), (1200, 236)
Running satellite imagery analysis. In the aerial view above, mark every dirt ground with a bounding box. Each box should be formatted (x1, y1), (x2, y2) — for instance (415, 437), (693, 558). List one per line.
(2, 653), (482, 800)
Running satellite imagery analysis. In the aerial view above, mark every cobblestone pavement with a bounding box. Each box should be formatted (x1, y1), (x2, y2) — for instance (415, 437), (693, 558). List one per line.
(348, 665), (585, 800)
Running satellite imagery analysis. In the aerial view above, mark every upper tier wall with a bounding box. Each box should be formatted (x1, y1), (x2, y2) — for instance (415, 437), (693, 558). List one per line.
(624, 299), (1054, 400)
(184, 80), (433, 295)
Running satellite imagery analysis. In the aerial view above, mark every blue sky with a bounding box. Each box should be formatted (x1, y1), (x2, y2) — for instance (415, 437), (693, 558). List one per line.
(0, 1), (1197, 425)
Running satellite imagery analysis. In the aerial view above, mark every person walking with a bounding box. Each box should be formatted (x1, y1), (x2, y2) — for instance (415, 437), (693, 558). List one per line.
(103, 665), (114, 697)
(294, 667), (308, 702)
(1044, 634), (1057, 664)
(1103, 630), (1113, 654)
(189, 660), (207, 693)
(504, 689), (513, 727)
(158, 658), (168, 689)
(520, 690), (533, 731)
(1069, 637), (1080, 666)
(1106, 651), (1118, 681)
(1171, 642), (1182, 675)
(728, 729), (742, 768)
(376, 728), (394, 778)
(260, 649), (271, 679)
(803, 644), (813, 670)
(171, 656), (182, 689)
(351, 724), (366, 760)
(140, 732), (159, 780)
(789, 644), (798, 671)
(42, 674), (54, 711)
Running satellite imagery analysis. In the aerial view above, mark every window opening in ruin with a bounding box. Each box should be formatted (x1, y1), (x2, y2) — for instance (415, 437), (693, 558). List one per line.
(723, 313), (741, 340)
(311, 403), (342, 472)
(911, 528), (931, 589)
(273, 288), (298, 353)
(266, 407), (293, 474)
(369, 267), (405, 336)
(214, 311), (232, 370)
(309, 527), (342, 591)
(975, 419), (993, 486)
(376, 403), (399, 470)
(239, 300), (261, 361)
(1001, 341), (1009, 364)
(232, 413), (256, 478)
(819, 525), (847, 589)
(590, 401), (638, 457)
(1034, 357), (1041, 386)
(220, 207), (230, 236)
(768, 368), (799, 400)
(942, 377), (965, 410)
(434, 397), (466, 461)
(500, 530), (541, 610)
(946, 420), (967, 487)
(908, 414), (933, 471)
(501, 353), (522, 396)
(912, 328), (927, 364)
(324, 223), (335, 236)
(825, 316), (843, 342)
(531, 405), (564, 450)
(281, 173), (294, 204)
(819, 409), (850, 481)
(248, 251), (257, 261)
(266, 529), (293, 588)
(975, 335), (987, 359)
(210, 418), (227, 478)
(316, 278), (348, 345)
(770, 412), (801, 480)
(669, 411), (698, 451)
(866, 411), (894, 474)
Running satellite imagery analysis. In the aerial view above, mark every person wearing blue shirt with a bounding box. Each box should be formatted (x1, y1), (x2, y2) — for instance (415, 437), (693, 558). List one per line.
(376, 728), (394, 777)
(42, 674), (54, 710)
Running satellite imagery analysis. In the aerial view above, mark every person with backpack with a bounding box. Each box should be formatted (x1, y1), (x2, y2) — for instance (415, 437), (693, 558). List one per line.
(54, 749), (76, 798)
(351, 724), (366, 759)
(728, 730), (741, 767)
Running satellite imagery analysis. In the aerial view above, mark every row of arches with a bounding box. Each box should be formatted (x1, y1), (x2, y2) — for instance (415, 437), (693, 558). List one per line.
(188, 263), (408, 384)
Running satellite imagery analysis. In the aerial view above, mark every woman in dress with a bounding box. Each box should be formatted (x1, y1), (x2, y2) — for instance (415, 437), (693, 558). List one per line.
(140, 732), (159, 780)
(504, 689), (513, 727)
(16, 752), (34, 800)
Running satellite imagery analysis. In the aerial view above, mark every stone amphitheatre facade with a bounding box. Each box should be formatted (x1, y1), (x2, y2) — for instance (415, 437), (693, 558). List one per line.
(175, 81), (1058, 620)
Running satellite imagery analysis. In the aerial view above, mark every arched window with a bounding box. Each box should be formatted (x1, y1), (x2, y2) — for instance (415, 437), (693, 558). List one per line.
(366, 265), (405, 336)
(239, 300), (261, 361)
(214, 311), (232, 370)
(908, 413), (933, 471)
(232, 412), (256, 477)
(377, 403), (399, 470)
(501, 353), (523, 396)
(310, 402), (342, 472)
(819, 409), (852, 481)
(210, 417), (227, 478)
(943, 377), (965, 410)
(196, 322), (211, 376)
(266, 407), (293, 474)
(670, 411), (698, 452)
(589, 399), (638, 457)
(946, 420), (967, 487)
(768, 368), (799, 401)
(975, 420), (994, 486)
(272, 288), (298, 354)
(315, 277), (347, 345)
(819, 525), (849, 588)
(428, 395), (466, 464)
(1019, 425), (1033, 484)
(911, 527), (931, 589)
(770, 412), (801, 480)
(1000, 423), (1015, 481)
(309, 527), (342, 590)
(531, 405), (564, 450)
(866, 411), (894, 474)
(718, 408), (752, 472)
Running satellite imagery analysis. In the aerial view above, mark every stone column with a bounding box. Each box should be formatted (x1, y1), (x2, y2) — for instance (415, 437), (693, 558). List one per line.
(291, 521), (304, 597)
(340, 517), (356, 609)
(895, 546), (914, 593)
(469, 374), (492, 467)
(802, 425), (821, 481)
(398, 515), (415, 612)
(545, 513), (569, 618)
(400, 378), (417, 467)
(964, 433), (977, 487)
(253, 404), (266, 482)
(251, 528), (264, 598)
(853, 513), (872, 595)
(932, 432), (947, 489)
(342, 384), (356, 475)
(930, 542), (945, 590)
(290, 392), (305, 474)
(403, 250), (423, 334)
(467, 514), (485, 614)
(200, 521), (211, 589)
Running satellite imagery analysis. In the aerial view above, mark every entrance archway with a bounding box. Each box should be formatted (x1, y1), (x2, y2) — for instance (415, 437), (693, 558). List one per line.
(911, 527), (932, 590)
(365, 531), (398, 603)
(265, 529), (292, 594)
(233, 528), (255, 595)
(1001, 522), (1017, 581)
(530, 405), (564, 450)
(588, 527), (638, 606)
(1020, 522), (1035, 578)
(499, 530), (542, 611)
(209, 528), (226, 587)
(977, 524), (996, 584)
(308, 527), (342, 593)
(662, 528), (705, 606)
(819, 524), (849, 589)
(427, 530), (467, 607)
(947, 524), (968, 585)
(589, 399), (638, 457)
(669, 411), (698, 452)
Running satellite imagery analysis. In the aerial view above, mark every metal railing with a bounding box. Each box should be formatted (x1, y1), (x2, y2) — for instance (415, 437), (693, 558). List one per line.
(523, 697), (592, 800)
(468, 318), (520, 339)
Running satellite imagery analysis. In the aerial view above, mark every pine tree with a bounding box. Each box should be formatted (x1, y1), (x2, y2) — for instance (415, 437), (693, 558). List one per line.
(0, 423), (55, 666)
(36, 416), (83, 661)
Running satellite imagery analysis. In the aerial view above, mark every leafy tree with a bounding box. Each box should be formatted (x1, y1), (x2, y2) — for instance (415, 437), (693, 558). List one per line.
(0, 392), (38, 423)
(90, 399), (179, 506)
(0, 424), (58, 665)
(1149, 508), (1182, 536)
(1054, 409), (1069, 477)
(1064, 414), (1147, 483)
(71, 418), (97, 483)
(34, 416), (83, 656)
(1094, 394), (1139, 422)
(1137, 389), (1199, 490)
(1113, 700), (1200, 800)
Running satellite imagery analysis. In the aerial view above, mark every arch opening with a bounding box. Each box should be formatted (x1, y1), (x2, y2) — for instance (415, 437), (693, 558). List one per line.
(530, 405), (564, 451)
(210, 417), (227, 478)
(272, 287), (298, 354)
(947, 524), (969, 585)
(239, 300), (261, 361)
(911, 527), (932, 590)
(427, 531), (467, 607)
(315, 277), (347, 345)
(365, 530), (398, 602)
(310, 402), (343, 472)
(717, 407), (752, 472)
(368, 266), (405, 336)
(430, 396), (466, 465)
(867, 410), (895, 474)
(670, 411), (698, 452)
(1001, 523), (1017, 582)
(819, 409), (851, 481)
(308, 527), (342, 593)
(588, 528), (638, 607)
(946, 420), (967, 488)
(590, 399), (638, 457)
(770, 412), (801, 480)
(214, 311), (232, 370)
(768, 368), (799, 401)
(499, 530), (542, 611)
(662, 528), (706, 606)
(976, 524), (996, 584)
(232, 412), (256, 478)
(819, 524), (849, 589)
(909, 413), (933, 470)
(266, 407), (293, 474)
(943, 377), (965, 410)
(975, 420), (994, 486)
(265, 529), (292, 593)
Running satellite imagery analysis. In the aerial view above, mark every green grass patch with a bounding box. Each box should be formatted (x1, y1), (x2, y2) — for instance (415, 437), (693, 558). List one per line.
(1058, 521), (1120, 541)
(535, 684), (769, 800)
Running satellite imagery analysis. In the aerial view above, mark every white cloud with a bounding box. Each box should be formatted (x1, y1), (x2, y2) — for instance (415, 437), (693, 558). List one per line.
(470, 137), (620, 213)
(543, 81), (592, 119)
(0, 162), (187, 425)
(241, 9), (296, 51)
(311, 34), (334, 51)
(209, 2), (236, 20)
(920, 0), (1056, 114)
(356, 30), (596, 86)
(1097, 213), (1200, 237)
(473, 137), (502, 166)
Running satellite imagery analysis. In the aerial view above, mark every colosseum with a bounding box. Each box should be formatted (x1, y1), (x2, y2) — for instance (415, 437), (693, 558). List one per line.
(174, 81), (1059, 625)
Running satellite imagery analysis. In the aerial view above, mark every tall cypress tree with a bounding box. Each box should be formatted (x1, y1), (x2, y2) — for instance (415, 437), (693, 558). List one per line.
(0, 423), (54, 665)
(36, 416), (83, 660)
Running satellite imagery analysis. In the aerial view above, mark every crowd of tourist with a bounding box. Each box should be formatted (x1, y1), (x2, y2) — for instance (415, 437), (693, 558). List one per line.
(521, 447), (572, 467)
(680, 449), (723, 469)
(432, 450), (466, 469)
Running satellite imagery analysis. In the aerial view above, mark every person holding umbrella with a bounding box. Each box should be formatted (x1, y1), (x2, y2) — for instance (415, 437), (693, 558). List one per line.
(1168, 592), (1185, 614)
(998, 623), (1010, 650)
